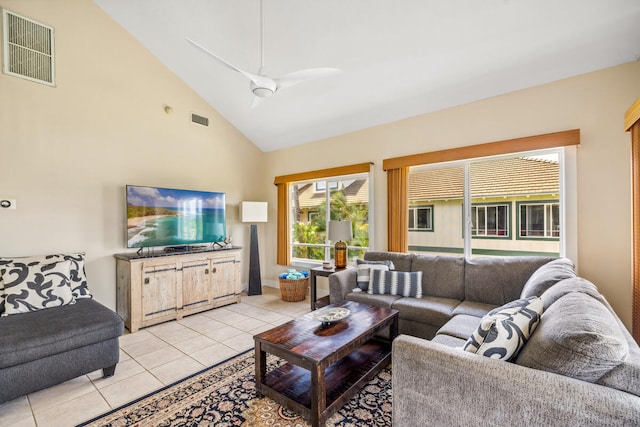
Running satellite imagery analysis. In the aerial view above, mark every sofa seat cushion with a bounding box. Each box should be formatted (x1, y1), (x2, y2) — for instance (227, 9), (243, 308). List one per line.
(0, 299), (124, 369)
(520, 258), (576, 299)
(515, 292), (629, 383)
(346, 291), (402, 308)
(436, 314), (481, 340)
(451, 300), (497, 318)
(431, 334), (467, 348)
(391, 296), (460, 327)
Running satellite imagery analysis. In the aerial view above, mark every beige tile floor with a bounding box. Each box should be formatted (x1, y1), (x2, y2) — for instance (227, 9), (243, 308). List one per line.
(0, 287), (311, 427)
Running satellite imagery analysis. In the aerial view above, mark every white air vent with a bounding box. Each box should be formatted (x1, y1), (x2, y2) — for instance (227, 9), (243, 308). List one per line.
(191, 113), (209, 127)
(2, 9), (55, 86)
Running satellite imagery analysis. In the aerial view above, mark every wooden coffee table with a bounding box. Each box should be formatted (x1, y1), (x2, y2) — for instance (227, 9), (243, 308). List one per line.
(254, 301), (398, 427)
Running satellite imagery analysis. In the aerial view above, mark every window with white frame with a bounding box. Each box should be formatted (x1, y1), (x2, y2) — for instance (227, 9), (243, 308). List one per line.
(472, 204), (509, 237)
(290, 173), (371, 263)
(409, 205), (433, 231)
(408, 150), (563, 257)
(518, 202), (560, 239)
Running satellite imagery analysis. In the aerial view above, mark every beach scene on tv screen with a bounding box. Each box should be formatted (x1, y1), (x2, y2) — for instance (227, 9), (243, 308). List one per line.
(127, 186), (226, 248)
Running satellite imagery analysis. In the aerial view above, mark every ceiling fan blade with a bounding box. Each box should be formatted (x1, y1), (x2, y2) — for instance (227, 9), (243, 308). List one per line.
(186, 37), (262, 84)
(250, 96), (265, 110)
(274, 67), (342, 90)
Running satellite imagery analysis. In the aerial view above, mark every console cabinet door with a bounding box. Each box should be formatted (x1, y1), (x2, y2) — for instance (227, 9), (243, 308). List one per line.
(212, 256), (239, 302)
(142, 263), (178, 321)
(182, 259), (212, 311)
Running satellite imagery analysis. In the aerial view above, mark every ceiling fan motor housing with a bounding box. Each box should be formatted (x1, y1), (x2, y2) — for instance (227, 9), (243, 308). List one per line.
(251, 80), (277, 98)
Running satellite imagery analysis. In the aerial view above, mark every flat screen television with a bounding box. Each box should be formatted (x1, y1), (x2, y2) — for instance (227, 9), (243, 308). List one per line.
(126, 185), (226, 249)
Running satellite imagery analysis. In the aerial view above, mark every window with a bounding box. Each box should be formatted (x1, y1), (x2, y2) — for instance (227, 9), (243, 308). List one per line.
(291, 175), (370, 263)
(274, 163), (373, 266)
(518, 202), (560, 239)
(315, 181), (338, 192)
(407, 150), (563, 257)
(409, 205), (433, 231)
(472, 204), (509, 237)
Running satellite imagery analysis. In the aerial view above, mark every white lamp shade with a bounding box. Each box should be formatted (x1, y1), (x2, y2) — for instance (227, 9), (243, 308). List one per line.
(328, 220), (353, 242)
(241, 201), (268, 223)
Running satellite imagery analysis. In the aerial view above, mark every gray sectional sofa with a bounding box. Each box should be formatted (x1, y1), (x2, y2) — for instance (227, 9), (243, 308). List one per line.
(329, 251), (640, 425)
(0, 253), (124, 404)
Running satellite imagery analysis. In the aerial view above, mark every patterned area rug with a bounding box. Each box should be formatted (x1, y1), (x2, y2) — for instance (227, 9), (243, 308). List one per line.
(78, 350), (392, 426)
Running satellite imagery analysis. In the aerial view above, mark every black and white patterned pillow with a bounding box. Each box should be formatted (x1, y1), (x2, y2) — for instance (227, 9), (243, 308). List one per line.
(356, 264), (390, 291)
(1, 260), (76, 316)
(0, 253), (91, 300)
(463, 297), (544, 361)
(368, 269), (423, 298)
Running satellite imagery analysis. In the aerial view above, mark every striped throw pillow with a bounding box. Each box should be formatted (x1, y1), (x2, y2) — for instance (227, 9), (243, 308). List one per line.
(356, 264), (389, 291)
(368, 269), (423, 298)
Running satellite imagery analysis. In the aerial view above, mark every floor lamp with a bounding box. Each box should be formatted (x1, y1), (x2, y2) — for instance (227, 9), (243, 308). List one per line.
(241, 201), (268, 296)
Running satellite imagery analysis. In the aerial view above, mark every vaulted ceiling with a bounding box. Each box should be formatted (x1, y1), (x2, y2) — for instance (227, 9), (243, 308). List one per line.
(93, 0), (640, 152)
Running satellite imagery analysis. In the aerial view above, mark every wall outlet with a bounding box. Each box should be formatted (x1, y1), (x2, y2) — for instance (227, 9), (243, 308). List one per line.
(0, 199), (16, 209)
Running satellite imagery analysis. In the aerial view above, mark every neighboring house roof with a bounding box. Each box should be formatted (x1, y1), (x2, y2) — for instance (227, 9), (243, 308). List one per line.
(409, 157), (559, 201)
(295, 180), (369, 209)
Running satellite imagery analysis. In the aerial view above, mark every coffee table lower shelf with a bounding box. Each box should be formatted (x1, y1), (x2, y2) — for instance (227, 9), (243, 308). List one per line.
(258, 339), (391, 423)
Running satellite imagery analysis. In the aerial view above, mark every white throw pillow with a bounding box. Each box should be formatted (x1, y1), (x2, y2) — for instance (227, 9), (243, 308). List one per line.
(0, 253), (91, 299)
(1, 260), (76, 316)
(463, 296), (543, 361)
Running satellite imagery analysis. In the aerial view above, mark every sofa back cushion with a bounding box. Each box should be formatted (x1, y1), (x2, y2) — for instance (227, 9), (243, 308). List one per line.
(520, 258), (576, 299)
(515, 292), (629, 383)
(411, 254), (465, 300)
(464, 256), (553, 305)
(364, 251), (412, 272)
(540, 276), (601, 310)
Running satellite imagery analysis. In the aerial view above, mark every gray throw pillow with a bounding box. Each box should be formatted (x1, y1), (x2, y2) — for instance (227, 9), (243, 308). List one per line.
(356, 258), (395, 269)
(520, 258), (575, 299)
(515, 292), (629, 383)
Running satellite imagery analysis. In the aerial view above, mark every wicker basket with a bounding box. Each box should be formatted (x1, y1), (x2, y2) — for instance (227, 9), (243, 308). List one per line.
(279, 278), (309, 302)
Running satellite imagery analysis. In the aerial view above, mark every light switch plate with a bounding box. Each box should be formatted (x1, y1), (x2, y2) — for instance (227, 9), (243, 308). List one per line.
(0, 199), (16, 209)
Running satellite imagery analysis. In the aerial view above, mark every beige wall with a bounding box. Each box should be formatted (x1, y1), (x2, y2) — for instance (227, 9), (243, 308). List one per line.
(265, 61), (640, 329)
(1, 0), (638, 330)
(0, 0), (267, 308)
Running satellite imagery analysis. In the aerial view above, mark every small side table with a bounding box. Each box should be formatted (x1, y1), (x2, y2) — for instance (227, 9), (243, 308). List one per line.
(309, 265), (353, 310)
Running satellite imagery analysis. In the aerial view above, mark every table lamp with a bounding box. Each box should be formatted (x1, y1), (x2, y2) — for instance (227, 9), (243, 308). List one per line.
(241, 201), (268, 295)
(328, 220), (352, 269)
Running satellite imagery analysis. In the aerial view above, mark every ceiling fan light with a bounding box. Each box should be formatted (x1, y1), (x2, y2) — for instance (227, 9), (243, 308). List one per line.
(252, 87), (275, 98)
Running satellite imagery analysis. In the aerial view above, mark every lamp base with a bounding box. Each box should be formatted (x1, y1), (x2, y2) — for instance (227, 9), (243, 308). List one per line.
(334, 240), (348, 269)
(248, 224), (262, 295)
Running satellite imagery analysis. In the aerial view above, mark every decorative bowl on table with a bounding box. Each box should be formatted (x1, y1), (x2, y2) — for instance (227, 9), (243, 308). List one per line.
(312, 307), (350, 325)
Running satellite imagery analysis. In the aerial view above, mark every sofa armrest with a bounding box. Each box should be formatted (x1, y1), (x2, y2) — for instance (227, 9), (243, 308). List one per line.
(328, 268), (357, 304)
(392, 334), (640, 426)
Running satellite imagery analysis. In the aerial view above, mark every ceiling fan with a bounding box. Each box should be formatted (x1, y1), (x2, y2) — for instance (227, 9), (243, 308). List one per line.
(186, 0), (341, 108)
